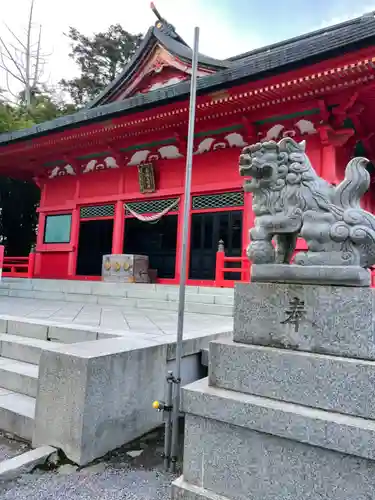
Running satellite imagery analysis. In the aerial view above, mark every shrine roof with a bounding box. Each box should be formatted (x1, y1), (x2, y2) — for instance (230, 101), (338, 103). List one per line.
(1, 11), (375, 147)
(88, 17), (230, 108)
(230, 12), (375, 66)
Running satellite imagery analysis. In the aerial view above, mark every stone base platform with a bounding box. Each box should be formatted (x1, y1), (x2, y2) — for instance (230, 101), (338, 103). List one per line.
(234, 281), (375, 359)
(173, 280), (375, 499)
(251, 264), (371, 287)
(173, 377), (375, 500)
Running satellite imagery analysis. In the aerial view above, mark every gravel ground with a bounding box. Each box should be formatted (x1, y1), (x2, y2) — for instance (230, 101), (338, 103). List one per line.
(0, 427), (182, 500)
(0, 432), (30, 462)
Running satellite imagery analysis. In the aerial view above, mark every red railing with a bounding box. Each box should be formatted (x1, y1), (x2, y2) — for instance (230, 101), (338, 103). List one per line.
(215, 238), (375, 288)
(215, 240), (251, 287)
(0, 246), (35, 278)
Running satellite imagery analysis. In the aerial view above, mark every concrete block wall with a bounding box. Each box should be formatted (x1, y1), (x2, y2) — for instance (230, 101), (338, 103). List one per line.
(33, 338), (167, 464)
(31, 331), (223, 465)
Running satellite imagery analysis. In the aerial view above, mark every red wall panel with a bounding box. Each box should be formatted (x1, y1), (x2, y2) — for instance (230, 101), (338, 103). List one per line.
(79, 169), (121, 199)
(37, 252), (69, 279)
(123, 165), (139, 195)
(192, 149), (242, 191)
(43, 177), (76, 208)
(154, 159), (185, 191)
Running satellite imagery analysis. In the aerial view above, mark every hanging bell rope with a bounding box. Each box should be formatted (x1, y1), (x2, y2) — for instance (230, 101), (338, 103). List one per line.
(124, 198), (180, 224)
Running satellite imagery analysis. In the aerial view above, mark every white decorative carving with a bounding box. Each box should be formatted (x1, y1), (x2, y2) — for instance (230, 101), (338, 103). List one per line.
(148, 154), (159, 161)
(213, 142), (227, 150)
(282, 129), (297, 138)
(295, 119), (317, 135)
(65, 165), (75, 175)
(195, 138), (215, 154)
(127, 150), (151, 166)
(49, 167), (60, 178)
(48, 164), (76, 179)
(158, 145), (183, 159)
(82, 156), (119, 173)
(195, 133), (248, 155)
(225, 132), (248, 148)
(148, 76), (184, 92)
(265, 124), (284, 141)
(104, 156), (119, 168)
(82, 159), (97, 173)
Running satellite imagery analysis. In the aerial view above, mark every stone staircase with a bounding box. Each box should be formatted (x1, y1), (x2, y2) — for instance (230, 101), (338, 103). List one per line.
(0, 332), (61, 441)
(0, 279), (235, 316)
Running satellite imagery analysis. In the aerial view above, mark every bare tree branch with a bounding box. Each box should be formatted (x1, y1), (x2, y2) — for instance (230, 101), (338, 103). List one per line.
(0, 35), (26, 82)
(0, 91), (15, 104)
(4, 23), (27, 50)
(0, 51), (25, 84)
(0, 0), (48, 106)
(25, 0), (35, 106)
(32, 24), (41, 89)
(5, 72), (19, 100)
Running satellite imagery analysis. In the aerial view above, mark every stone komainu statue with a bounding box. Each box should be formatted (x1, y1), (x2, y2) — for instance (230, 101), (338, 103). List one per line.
(239, 137), (375, 268)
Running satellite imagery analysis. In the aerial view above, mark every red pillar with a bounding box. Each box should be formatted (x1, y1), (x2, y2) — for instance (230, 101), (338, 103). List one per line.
(175, 193), (188, 283)
(36, 213), (46, 248)
(68, 208), (80, 277)
(318, 125), (355, 185)
(242, 191), (254, 257)
(321, 143), (338, 185)
(28, 252), (36, 278)
(112, 200), (125, 254)
(0, 245), (4, 280)
(242, 191), (254, 281)
(34, 213), (46, 277)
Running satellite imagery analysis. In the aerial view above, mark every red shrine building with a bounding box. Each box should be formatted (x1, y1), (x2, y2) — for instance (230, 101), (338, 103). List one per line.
(1, 12), (375, 286)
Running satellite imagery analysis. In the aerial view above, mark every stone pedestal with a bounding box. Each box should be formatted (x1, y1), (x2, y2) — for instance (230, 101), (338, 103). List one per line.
(101, 254), (149, 283)
(172, 279), (375, 500)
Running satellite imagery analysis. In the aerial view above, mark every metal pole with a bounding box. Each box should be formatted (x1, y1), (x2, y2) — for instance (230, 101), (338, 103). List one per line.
(170, 26), (200, 472)
(164, 371), (174, 471)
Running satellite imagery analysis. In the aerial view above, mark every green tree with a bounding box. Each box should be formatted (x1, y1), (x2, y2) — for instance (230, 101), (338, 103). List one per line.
(0, 93), (76, 256)
(60, 24), (142, 106)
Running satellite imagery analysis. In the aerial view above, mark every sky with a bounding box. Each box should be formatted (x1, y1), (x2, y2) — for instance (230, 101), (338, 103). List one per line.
(1, 0), (375, 94)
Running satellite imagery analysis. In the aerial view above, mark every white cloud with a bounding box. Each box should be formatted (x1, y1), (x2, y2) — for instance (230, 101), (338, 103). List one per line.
(316, 2), (375, 30)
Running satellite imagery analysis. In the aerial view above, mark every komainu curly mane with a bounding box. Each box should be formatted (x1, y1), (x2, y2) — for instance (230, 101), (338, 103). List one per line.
(239, 137), (375, 267)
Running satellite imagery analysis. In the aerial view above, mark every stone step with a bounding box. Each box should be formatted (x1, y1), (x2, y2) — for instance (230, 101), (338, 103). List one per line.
(1, 289), (233, 316)
(0, 334), (60, 365)
(208, 338), (375, 420)
(0, 387), (35, 441)
(176, 378), (375, 500)
(0, 278), (234, 295)
(0, 358), (38, 398)
(0, 279), (234, 308)
(5, 287), (234, 306)
(181, 377), (375, 461)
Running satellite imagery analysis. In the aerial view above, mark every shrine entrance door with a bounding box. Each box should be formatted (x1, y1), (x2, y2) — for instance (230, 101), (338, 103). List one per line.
(123, 216), (178, 279)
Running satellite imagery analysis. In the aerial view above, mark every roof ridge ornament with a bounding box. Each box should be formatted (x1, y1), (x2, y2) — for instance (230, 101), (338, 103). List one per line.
(150, 2), (178, 39)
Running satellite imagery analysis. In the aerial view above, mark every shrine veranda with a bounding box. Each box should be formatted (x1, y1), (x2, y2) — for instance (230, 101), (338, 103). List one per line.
(1, 13), (375, 285)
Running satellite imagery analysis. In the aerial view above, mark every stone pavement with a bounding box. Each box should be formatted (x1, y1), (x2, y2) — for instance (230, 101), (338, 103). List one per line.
(0, 433), (29, 463)
(0, 296), (233, 341)
(0, 427), (180, 500)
